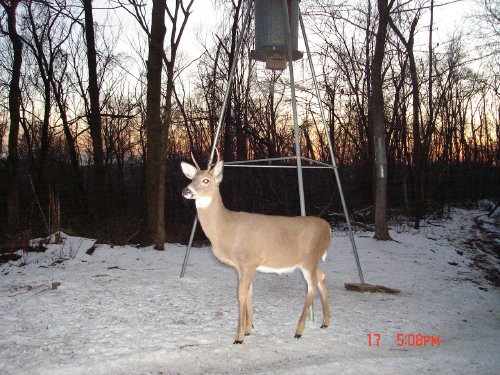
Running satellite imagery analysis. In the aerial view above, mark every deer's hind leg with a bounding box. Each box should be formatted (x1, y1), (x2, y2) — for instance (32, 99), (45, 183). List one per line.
(295, 266), (318, 338)
(317, 269), (330, 329)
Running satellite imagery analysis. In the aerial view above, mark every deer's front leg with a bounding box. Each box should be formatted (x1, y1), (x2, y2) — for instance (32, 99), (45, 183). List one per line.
(244, 282), (254, 336)
(234, 268), (255, 344)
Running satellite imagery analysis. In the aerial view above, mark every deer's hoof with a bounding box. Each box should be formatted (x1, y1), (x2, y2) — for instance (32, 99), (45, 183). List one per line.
(320, 324), (328, 329)
(294, 334), (302, 339)
(233, 340), (243, 344)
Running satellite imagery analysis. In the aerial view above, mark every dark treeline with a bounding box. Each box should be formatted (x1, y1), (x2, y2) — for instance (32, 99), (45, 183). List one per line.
(0, 0), (498, 246)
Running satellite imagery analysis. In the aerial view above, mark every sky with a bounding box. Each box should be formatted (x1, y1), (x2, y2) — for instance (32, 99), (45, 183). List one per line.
(183, 0), (474, 59)
(95, 0), (474, 75)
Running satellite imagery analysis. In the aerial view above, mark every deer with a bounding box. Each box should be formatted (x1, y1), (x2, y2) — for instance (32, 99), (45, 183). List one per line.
(181, 151), (331, 344)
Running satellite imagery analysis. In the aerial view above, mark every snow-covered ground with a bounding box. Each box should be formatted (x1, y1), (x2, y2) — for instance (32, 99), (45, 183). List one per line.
(1, 206), (499, 374)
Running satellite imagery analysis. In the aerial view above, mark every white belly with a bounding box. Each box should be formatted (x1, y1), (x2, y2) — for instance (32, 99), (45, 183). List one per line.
(256, 265), (298, 275)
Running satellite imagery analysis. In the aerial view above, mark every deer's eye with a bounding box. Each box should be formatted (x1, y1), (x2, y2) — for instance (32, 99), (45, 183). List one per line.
(202, 178), (210, 184)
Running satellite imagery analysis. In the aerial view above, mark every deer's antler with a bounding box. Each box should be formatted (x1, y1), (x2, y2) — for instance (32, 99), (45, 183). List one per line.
(215, 148), (221, 164)
(190, 152), (201, 170)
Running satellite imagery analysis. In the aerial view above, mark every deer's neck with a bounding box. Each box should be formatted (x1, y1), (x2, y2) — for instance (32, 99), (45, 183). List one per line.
(196, 190), (229, 243)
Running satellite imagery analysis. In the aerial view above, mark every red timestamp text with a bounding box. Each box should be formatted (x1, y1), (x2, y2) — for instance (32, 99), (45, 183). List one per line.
(367, 333), (441, 347)
(396, 333), (441, 347)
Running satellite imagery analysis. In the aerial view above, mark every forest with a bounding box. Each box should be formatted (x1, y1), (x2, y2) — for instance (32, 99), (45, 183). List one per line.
(0, 0), (498, 249)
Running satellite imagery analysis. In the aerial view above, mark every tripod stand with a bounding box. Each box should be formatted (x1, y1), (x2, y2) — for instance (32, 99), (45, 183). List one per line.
(180, 0), (382, 294)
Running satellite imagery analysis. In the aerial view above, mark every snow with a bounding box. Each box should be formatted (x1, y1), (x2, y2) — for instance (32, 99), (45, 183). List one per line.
(1, 207), (499, 374)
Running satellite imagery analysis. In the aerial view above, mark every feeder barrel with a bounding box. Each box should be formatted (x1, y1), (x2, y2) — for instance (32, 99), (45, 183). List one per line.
(250, 0), (303, 67)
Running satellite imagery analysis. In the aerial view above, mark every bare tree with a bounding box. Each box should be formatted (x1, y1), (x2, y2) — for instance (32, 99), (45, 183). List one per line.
(118, 0), (194, 248)
(389, 6), (425, 229)
(82, 0), (106, 215)
(220, 0), (243, 162)
(154, 0), (195, 248)
(473, 0), (499, 58)
(51, 49), (87, 206)
(21, 0), (76, 196)
(142, 0), (167, 248)
(371, 0), (394, 240)
(0, 0), (22, 232)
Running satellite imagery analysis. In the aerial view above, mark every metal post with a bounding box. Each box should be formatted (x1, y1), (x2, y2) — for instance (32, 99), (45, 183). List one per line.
(283, 0), (306, 217)
(180, 2), (252, 278)
(180, 216), (198, 278)
(282, 0), (312, 321)
(299, 12), (365, 284)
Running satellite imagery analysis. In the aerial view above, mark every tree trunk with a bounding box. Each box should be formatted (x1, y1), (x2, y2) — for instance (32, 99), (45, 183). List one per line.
(38, 76), (51, 187)
(389, 13), (423, 229)
(407, 32), (424, 230)
(371, 0), (393, 240)
(1, 0), (23, 233)
(83, 0), (105, 217)
(122, 0), (193, 248)
(146, 0), (167, 249)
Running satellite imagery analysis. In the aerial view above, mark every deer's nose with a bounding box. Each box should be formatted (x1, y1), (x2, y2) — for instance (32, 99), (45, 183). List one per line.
(182, 187), (194, 199)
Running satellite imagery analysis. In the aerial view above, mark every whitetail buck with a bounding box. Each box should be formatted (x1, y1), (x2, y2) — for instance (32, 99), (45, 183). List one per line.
(181, 152), (331, 344)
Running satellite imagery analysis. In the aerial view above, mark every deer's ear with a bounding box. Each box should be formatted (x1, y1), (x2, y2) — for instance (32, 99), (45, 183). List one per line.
(213, 160), (224, 184)
(181, 162), (198, 179)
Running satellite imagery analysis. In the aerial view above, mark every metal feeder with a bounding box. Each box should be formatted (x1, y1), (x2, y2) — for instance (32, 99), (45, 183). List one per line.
(250, 0), (303, 70)
(181, 0), (400, 297)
